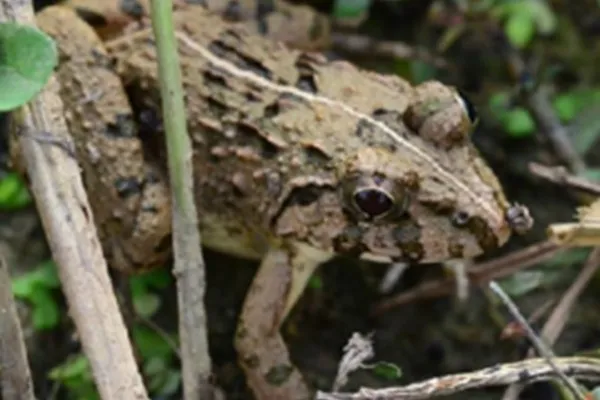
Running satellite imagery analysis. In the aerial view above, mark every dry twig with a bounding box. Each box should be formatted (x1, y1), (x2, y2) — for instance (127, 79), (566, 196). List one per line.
(506, 53), (585, 173)
(1, 1), (148, 398)
(316, 357), (600, 400)
(529, 162), (600, 195)
(489, 282), (586, 399)
(330, 33), (448, 68)
(0, 255), (35, 400)
(502, 247), (600, 400)
(373, 240), (561, 314)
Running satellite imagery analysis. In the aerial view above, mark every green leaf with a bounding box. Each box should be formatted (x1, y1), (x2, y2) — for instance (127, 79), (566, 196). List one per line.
(372, 362), (402, 381)
(504, 108), (535, 137)
(30, 289), (60, 330)
(308, 275), (323, 290)
(49, 355), (91, 381)
(133, 292), (161, 317)
(498, 270), (545, 297)
(527, 0), (557, 34)
(134, 268), (172, 290)
(156, 370), (181, 396)
(0, 23), (57, 111)
(133, 326), (175, 360)
(0, 172), (31, 210)
(581, 168), (600, 182)
(11, 260), (59, 298)
(332, 0), (370, 20)
(144, 356), (168, 376)
(505, 11), (535, 48)
(553, 94), (578, 122)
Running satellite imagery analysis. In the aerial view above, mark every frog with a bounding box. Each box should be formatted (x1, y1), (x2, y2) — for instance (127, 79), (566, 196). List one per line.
(32, 2), (531, 399)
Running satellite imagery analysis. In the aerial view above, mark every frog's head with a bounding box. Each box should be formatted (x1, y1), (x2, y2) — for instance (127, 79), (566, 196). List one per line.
(330, 143), (528, 264)
(270, 80), (531, 264)
(325, 83), (532, 263)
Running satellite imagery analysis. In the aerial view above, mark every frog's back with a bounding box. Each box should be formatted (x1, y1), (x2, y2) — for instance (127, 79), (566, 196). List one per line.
(111, 7), (515, 263)
(104, 7), (515, 263)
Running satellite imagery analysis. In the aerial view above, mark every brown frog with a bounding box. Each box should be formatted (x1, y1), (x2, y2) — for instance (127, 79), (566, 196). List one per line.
(33, 2), (530, 399)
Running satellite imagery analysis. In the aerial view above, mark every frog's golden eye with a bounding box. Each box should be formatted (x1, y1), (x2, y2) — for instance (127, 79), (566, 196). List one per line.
(455, 90), (479, 125)
(353, 188), (394, 219)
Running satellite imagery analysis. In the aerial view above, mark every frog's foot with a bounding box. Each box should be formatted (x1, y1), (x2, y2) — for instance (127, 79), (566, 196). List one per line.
(235, 242), (332, 400)
(403, 81), (479, 149)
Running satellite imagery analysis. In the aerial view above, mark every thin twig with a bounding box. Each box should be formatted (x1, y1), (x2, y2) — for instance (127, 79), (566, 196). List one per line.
(0, 255), (35, 400)
(148, 1), (214, 399)
(330, 33), (449, 68)
(3, 3), (149, 399)
(316, 357), (600, 399)
(489, 281), (586, 400)
(501, 247), (600, 400)
(373, 240), (561, 314)
(506, 52), (585, 173)
(529, 162), (600, 195)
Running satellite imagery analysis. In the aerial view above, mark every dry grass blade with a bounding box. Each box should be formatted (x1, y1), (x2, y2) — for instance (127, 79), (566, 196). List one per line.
(316, 357), (600, 400)
(530, 162), (600, 195)
(148, 1), (216, 399)
(548, 198), (600, 247)
(502, 247), (600, 400)
(0, 255), (35, 400)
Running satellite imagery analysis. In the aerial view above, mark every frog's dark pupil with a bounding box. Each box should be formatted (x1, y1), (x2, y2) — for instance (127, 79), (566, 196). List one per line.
(457, 89), (478, 124)
(354, 189), (394, 218)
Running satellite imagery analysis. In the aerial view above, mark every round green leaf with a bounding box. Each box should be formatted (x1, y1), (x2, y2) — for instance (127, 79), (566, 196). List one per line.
(504, 108), (535, 137)
(505, 12), (535, 49)
(332, 0), (370, 20)
(0, 172), (32, 210)
(0, 22), (57, 111)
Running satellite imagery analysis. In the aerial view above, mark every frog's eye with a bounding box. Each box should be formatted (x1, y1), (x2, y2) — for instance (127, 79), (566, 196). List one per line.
(455, 90), (479, 125)
(353, 188), (394, 218)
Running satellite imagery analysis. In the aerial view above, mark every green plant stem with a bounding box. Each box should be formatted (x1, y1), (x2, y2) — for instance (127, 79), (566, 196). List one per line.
(149, 1), (213, 399)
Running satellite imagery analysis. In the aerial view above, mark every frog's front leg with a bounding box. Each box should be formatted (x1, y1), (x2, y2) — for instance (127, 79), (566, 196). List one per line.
(235, 242), (332, 400)
(35, 6), (173, 272)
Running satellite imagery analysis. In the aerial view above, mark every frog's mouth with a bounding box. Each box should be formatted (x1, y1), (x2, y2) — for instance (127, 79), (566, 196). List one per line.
(358, 252), (394, 264)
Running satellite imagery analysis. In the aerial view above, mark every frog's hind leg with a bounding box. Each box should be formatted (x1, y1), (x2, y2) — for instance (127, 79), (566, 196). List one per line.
(235, 242), (332, 400)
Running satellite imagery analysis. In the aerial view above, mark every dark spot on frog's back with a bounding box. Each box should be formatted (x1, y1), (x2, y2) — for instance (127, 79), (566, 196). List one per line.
(208, 38), (273, 81)
(202, 69), (229, 88)
(303, 143), (331, 163)
(223, 0), (243, 21)
(105, 114), (137, 138)
(468, 216), (498, 252)
(114, 177), (142, 198)
(393, 223), (421, 245)
(295, 75), (317, 94)
(291, 185), (322, 206)
(447, 239), (464, 259)
(235, 123), (280, 159)
(73, 8), (107, 27)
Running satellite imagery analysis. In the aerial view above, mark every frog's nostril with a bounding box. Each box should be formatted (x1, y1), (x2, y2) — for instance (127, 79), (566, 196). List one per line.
(451, 210), (471, 227)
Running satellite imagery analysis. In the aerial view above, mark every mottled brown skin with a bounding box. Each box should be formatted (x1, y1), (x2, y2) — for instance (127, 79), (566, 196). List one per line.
(35, 3), (518, 399)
